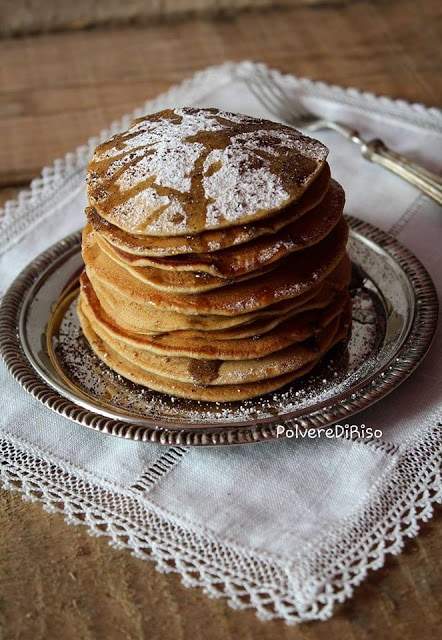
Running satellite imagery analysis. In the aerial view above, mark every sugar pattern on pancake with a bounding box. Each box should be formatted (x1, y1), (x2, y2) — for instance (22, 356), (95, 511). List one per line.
(86, 162), (331, 257)
(78, 108), (352, 402)
(87, 108), (328, 236)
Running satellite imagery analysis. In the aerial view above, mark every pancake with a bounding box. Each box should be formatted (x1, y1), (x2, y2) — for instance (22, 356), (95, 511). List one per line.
(77, 107), (352, 402)
(86, 162), (331, 257)
(78, 254), (350, 335)
(79, 258), (349, 342)
(84, 217), (348, 320)
(78, 303), (344, 383)
(79, 272), (350, 360)
(79, 307), (322, 401)
(78, 301), (351, 402)
(96, 178), (344, 282)
(92, 226), (275, 294)
(87, 108), (328, 237)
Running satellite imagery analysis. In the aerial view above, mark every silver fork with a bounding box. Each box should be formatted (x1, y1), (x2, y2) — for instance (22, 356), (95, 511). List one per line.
(244, 68), (442, 206)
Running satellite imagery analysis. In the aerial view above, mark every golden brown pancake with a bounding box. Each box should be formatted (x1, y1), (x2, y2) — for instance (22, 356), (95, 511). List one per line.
(86, 162), (331, 257)
(84, 218), (348, 319)
(78, 254), (350, 335)
(79, 271), (350, 360)
(87, 108), (328, 237)
(79, 258), (349, 341)
(91, 226), (275, 294)
(95, 178), (344, 282)
(78, 108), (352, 402)
(78, 302), (351, 401)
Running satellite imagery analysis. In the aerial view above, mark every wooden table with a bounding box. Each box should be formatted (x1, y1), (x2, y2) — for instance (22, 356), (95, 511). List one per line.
(1, 2), (441, 638)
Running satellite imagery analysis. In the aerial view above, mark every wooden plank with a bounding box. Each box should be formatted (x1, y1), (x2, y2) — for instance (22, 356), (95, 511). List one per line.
(1, 0), (342, 37)
(0, 1), (441, 187)
(0, 487), (441, 639)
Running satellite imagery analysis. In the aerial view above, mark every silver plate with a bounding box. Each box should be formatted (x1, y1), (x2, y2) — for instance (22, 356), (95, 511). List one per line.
(0, 217), (438, 446)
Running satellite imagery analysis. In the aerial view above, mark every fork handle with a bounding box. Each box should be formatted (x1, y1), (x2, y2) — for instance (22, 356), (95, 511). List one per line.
(360, 138), (442, 205)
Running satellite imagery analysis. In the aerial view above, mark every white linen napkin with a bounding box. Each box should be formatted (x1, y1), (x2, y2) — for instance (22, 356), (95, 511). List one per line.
(1, 61), (441, 624)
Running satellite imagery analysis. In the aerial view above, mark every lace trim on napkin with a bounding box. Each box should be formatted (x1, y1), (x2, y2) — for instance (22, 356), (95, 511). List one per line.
(0, 423), (440, 623)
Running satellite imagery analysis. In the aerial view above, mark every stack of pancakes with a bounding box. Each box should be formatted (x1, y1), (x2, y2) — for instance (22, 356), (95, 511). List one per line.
(78, 107), (352, 402)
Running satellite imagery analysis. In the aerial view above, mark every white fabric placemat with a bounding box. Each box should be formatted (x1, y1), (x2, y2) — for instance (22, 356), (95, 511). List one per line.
(1, 61), (441, 624)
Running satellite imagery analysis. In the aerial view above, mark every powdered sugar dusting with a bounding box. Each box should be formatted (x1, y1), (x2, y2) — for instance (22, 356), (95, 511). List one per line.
(86, 108), (328, 236)
(203, 146), (288, 227)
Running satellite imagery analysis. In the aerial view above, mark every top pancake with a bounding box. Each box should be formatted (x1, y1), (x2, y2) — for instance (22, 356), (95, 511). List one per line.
(86, 107), (328, 237)
(86, 162), (331, 257)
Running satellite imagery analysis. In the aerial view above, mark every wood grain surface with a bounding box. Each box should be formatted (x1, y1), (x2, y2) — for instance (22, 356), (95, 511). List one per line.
(1, 2), (441, 639)
(2, 0), (315, 37)
(1, 0), (441, 188)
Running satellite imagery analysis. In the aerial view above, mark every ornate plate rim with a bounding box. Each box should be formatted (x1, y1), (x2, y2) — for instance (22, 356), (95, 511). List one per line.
(0, 217), (438, 446)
